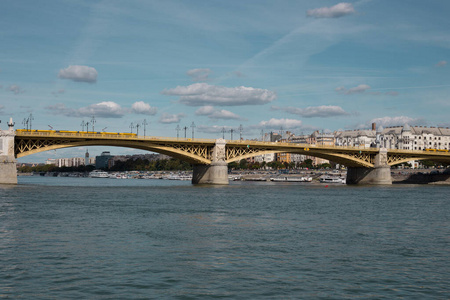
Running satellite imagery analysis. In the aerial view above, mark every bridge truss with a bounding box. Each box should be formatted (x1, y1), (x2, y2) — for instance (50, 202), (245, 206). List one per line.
(15, 130), (450, 167)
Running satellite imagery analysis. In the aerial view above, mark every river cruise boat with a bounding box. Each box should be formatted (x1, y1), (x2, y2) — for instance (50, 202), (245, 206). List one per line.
(319, 176), (346, 184)
(88, 170), (109, 178)
(270, 177), (312, 182)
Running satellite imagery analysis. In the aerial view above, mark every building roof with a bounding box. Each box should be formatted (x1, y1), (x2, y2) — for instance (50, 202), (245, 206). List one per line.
(335, 129), (376, 138)
(381, 126), (450, 136)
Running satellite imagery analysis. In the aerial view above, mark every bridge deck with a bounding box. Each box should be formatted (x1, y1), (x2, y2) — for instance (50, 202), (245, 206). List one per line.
(14, 130), (450, 167)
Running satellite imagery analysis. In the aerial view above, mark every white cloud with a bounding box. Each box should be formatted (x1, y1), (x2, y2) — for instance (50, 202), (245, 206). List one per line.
(272, 105), (349, 118)
(195, 105), (245, 120)
(47, 101), (158, 118)
(162, 83), (276, 106)
(159, 113), (185, 124)
(131, 101), (157, 115)
(9, 84), (24, 94)
(78, 101), (124, 117)
(435, 60), (447, 67)
(255, 118), (303, 130)
(370, 116), (424, 127)
(187, 68), (211, 81)
(46, 101), (126, 118)
(307, 2), (356, 19)
(58, 65), (98, 83)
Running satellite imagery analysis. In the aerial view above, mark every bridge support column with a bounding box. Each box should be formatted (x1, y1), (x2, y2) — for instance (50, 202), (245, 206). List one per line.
(0, 118), (17, 185)
(346, 148), (392, 185)
(192, 139), (229, 185)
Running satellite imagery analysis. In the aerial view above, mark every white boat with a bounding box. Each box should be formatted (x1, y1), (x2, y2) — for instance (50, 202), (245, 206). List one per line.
(108, 173), (124, 179)
(166, 174), (192, 180)
(270, 177), (312, 182)
(320, 176), (346, 184)
(89, 170), (109, 178)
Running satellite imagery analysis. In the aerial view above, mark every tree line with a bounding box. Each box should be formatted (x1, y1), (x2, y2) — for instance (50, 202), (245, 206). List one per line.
(18, 158), (193, 173)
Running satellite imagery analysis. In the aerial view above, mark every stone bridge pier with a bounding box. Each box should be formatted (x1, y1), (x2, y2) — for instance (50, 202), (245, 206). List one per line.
(346, 148), (392, 185)
(0, 119), (17, 184)
(192, 139), (229, 185)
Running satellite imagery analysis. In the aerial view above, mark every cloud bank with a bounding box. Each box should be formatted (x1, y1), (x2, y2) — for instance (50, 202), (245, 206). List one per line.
(162, 83), (276, 106)
(58, 65), (98, 83)
(46, 101), (156, 118)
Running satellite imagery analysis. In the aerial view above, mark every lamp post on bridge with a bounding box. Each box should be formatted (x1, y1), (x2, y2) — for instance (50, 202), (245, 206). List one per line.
(22, 114), (33, 131)
(143, 119), (148, 137)
(183, 126), (188, 138)
(222, 127), (226, 139)
(176, 125), (181, 139)
(191, 122), (196, 139)
(136, 122), (140, 136)
(230, 128), (234, 140)
(22, 118), (29, 131)
(28, 114), (34, 131)
(239, 124), (243, 140)
(80, 120), (85, 132)
(129, 122), (135, 134)
(91, 116), (96, 132)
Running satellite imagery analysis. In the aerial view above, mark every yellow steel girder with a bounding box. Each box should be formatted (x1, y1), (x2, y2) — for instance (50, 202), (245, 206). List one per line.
(14, 130), (450, 167)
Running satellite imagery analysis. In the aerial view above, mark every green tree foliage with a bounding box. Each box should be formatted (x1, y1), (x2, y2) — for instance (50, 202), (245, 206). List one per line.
(18, 164), (95, 173)
(109, 158), (192, 171)
(239, 159), (248, 169)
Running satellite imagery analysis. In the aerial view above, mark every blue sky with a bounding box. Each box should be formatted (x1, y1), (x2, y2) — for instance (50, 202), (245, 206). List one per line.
(1, 0), (449, 161)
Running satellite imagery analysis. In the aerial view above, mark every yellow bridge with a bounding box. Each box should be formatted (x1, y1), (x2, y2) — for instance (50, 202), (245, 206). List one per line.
(5, 128), (447, 185)
(14, 129), (450, 168)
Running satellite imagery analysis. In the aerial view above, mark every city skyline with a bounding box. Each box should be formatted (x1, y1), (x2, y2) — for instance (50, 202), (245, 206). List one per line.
(1, 0), (449, 162)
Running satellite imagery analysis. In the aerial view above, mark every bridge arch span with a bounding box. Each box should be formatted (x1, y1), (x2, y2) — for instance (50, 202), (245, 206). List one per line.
(15, 132), (215, 165)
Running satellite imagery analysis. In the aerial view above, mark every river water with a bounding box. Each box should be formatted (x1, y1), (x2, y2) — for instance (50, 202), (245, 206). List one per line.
(1, 177), (449, 299)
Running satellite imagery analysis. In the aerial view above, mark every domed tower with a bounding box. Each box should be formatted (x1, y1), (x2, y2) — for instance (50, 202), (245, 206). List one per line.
(85, 149), (90, 166)
(401, 124), (412, 150)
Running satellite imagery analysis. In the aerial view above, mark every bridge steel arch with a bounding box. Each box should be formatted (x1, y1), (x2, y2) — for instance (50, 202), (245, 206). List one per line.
(14, 131), (217, 165)
(9, 130), (450, 185)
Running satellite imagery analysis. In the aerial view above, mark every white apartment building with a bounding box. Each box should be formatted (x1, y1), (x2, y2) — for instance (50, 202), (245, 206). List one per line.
(335, 129), (376, 148)
(381, 125), (450, 151)
(335, 124), (450, 151)
(46, 157), (86, 167)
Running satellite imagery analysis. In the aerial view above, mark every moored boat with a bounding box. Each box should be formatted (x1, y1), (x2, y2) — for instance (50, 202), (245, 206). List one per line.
(88, 170), (109, 178)
(270, 176), (312, 182)
(319, 176), (346, 184)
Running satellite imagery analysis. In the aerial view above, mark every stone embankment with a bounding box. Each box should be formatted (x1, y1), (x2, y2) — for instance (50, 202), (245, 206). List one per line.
(234, 169), (450, 185)
(391, 169), (450, 185)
